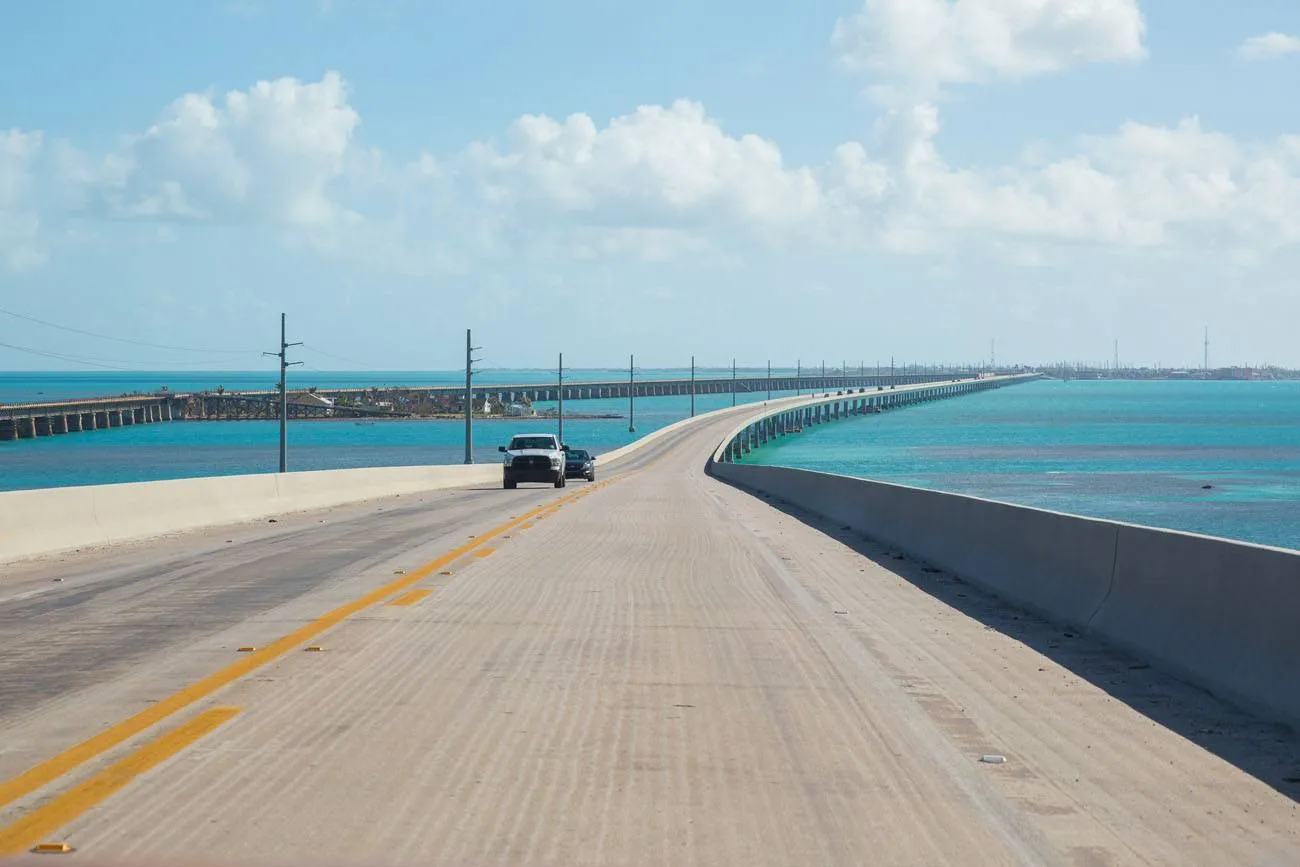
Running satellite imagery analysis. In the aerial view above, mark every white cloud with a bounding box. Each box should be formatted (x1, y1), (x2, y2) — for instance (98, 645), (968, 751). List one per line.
(817, 2), (1300, 258)
(1238, 32), (1300, 61)
(0, 130), (46, 271)
(2, 64), (1296, 275)
(70, 72), (360, 225)
(834, 107), (1300, 253)
(833, 0), (1146, 91)
(461, 101), (823, 236)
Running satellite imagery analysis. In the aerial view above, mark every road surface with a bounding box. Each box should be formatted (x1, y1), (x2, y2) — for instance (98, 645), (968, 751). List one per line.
(1, 405), (1297, 866)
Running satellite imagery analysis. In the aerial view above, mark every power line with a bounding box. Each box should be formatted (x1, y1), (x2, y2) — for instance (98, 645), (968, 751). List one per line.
(0, 340), (244, 371)
(0, 340), (135, 371)
(299, 343), (383, 370)
(0, 306), (256, 354)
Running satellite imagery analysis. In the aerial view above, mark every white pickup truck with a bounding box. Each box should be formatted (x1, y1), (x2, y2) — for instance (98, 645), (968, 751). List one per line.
(499, 432), (568, 489)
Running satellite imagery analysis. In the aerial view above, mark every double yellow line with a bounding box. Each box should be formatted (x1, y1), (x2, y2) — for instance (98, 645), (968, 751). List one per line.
(0, 477), (613, 854)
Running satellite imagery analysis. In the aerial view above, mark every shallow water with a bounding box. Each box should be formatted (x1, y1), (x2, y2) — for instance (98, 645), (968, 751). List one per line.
(752, 379), (1300, 551)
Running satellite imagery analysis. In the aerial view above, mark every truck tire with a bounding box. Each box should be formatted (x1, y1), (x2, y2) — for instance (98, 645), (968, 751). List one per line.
(504, 478), (517, 489)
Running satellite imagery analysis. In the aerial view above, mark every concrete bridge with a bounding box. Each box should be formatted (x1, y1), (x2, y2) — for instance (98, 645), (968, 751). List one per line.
(0, 370), (970, 440)
(0, 395), (180, 440)
(0, 373), (1296, 865)
(191, 370), (969, 406)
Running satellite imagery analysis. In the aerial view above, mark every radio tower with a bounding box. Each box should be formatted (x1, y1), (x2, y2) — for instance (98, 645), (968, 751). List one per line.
(1203, 326), (1209, 372)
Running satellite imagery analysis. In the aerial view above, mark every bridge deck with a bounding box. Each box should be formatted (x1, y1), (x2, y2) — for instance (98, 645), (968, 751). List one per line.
(0, 406), (1296, 865)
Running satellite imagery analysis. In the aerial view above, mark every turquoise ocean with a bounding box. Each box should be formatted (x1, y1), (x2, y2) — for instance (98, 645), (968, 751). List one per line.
(753, 379), (1300, 552)
(3, 373), (1297, 552)
(0, 368), (796, 490)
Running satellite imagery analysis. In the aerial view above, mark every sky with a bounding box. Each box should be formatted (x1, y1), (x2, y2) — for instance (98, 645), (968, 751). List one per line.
(1, 0), (1298, 373)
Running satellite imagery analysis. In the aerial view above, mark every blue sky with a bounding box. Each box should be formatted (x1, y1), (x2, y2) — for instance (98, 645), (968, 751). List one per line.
(2, 0), (1299, 373)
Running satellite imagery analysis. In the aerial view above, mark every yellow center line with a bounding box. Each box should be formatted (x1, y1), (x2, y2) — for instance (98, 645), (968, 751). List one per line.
(471, 547), (496, 558)
(0, 479), (612, 812)
(386, 588), (432, 607)
(0, 708), (241, 856)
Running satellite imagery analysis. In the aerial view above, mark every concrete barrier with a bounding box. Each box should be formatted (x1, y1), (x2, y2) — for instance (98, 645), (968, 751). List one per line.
(596, 392), (815, 468)
(0, 464), (500, 564)
(1096, 526), (1300, 727)
(0, 393), (778, 563)
(709, 462), (1300, 729)
(0, 376), (999, 565)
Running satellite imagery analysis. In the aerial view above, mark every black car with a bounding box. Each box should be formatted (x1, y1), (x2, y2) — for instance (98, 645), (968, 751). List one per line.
(563, 448), (595, 481)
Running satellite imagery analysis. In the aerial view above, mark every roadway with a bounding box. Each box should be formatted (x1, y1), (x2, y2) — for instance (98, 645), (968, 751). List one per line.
(0, 403), (1297, 865)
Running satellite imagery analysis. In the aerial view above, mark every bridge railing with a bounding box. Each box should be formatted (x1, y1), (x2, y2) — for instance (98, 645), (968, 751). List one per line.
(709, 375), (1038, 466)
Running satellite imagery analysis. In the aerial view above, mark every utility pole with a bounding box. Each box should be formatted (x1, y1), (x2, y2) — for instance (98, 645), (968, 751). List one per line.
(1204, 326), (1209, 372)
(766, 360), (771, 401)
(557, 352), (564, 446)
(732, 358), (737, 407)
(628, 354), (635, 433)
(463, 329), (481, 464)
(796, 360), (801, 395)
(1114, 339), (1120, 376)
(262, 312), (301, 474)
(890, 356), (895, 386)
(690, 356), (696, 417)
(991, 339), (996, 371)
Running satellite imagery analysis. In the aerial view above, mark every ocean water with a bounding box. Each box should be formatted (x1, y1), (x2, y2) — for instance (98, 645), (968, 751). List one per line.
(752, 379), (1300, 552)
(0, 369), (801, 491)
(0, 367), (797, 403)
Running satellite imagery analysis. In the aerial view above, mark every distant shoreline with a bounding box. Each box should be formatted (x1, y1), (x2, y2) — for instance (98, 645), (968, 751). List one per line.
(184, 413), (625, 422)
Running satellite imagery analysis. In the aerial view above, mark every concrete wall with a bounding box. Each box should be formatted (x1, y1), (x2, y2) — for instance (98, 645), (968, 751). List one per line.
(0, 464), (499, 564)
(1, 393), (772, 564)
(0, 377), (1023, 566)
(711, 462), (1300, 730)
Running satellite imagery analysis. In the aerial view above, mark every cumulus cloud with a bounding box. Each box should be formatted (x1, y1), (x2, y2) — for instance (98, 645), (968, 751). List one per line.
(70, 72), (360, 225)
(833, 0), (1146, 91)
(814, 0), (1300, 257)
(1238, 33), (1300, 61)
(0, 130), (46, 271)
(3, 61), (1298, 274)
(835, 106), (1300, 252)
(461, 101), (823, 234)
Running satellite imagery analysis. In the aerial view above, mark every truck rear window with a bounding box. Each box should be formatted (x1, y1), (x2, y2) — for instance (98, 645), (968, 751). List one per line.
(510, 437), (556, 450)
